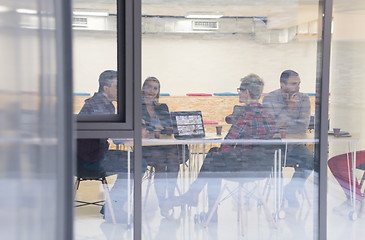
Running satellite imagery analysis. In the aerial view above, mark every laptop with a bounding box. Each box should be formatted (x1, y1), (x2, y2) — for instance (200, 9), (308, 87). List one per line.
(170, 111), (206, 139)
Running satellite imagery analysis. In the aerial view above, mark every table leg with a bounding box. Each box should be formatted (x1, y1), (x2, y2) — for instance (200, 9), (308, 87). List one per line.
(274, 149), (278, 221)
(273, 148), (285, 221)
(127, 146), (131, 227)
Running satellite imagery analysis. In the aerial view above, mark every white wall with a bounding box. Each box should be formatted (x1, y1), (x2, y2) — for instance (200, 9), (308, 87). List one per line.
(142, 34), (318, 95)
(73, 31), (118, 94)
(329, 12), (365, 155)
(73, 32), (318, 95)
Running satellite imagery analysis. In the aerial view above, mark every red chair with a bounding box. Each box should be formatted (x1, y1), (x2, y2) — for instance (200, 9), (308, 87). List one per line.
(203, 120), (218, 125)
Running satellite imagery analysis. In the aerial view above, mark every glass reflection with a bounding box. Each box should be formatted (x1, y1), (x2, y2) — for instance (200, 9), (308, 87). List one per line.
(75, 70), (134, 239)
(142, 1), (320, 239)
(72, 0), (118, 116)
(327, 1), (365, 238)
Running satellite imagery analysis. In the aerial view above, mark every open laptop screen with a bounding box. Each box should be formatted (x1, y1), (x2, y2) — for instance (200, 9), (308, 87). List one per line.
(171, 111), (205, 138)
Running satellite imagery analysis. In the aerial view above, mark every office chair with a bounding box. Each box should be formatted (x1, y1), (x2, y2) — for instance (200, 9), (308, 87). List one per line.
(142, 145), (189, 210)
(358, 164), (365, 216)
(280, 143), (312, 210)
(74, 166), (117, 224)
(359, 164), (365, 190)
(196, 148), (279, 236)
(197, 172), (277, 237)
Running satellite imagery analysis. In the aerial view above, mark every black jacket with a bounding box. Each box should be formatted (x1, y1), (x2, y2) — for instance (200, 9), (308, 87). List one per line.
(142, 103), (172, 134)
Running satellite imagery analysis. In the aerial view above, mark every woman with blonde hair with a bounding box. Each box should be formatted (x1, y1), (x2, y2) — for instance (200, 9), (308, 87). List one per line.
(142, 77), (180, 218)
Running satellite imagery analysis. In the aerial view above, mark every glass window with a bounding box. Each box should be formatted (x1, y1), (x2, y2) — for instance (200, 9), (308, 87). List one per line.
(72, 0), (125, 122)
(327, 0), (365, 238)
(141, 1), (321, 239)
(0, 1), (72, 239)
(74, 137), (135, 239)
(72, 1), (136, 239)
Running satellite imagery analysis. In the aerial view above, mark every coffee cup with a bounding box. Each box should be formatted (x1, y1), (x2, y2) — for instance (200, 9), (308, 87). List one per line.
(216, 125), (223, 135)
(165, 127), (173, 136)
(279, 127), (287, 139)
(153, 129), (161, 139)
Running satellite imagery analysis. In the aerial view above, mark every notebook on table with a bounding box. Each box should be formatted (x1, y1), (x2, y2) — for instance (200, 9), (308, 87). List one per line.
(170, 111), (206, 139)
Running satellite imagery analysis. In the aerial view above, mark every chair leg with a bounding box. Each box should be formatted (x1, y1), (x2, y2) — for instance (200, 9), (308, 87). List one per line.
(263, 174), (272, 202)
(360, 172), (365, 193)
(260, 194), (277, 229)
(203, 184), (229, 228)
(239, 187), (246, 237)
(359, 172), (365, 217)
(74, 178), (81, 199)
(101, 178), (116, 224)
(300, 187), (311, 207)
(143, 167), (154, 210)
(203, 181), (277, 231)
(243, 182), (277, 230)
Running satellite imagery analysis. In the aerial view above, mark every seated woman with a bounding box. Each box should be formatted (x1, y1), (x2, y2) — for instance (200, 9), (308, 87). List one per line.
(141, 77), (180, 218)
(175, 74), (276, 221)
(328, 151), (365, 213)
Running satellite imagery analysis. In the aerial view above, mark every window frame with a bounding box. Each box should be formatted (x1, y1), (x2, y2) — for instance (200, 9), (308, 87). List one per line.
(76, 0), (134, 137)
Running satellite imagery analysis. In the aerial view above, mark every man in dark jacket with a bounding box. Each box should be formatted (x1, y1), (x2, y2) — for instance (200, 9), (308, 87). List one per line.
(77, 70), (139, 223)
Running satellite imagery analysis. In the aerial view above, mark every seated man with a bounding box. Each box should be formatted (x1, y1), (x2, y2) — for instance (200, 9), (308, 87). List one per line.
(175, 74), (276, 221)
(263, 70), (314, 208)
(77, 70), (125, 175)
(77, 70), (146, 223)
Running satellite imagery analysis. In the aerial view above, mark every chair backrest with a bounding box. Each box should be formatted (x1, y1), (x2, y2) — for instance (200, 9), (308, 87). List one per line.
(77, 159), (107, 180)
(357, 163), (365, 171)
(77, 169), (107, 180)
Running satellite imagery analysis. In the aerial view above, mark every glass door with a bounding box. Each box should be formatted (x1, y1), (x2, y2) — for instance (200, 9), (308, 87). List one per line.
(141, 1), (323, 239)
(327, 0), (365, 238)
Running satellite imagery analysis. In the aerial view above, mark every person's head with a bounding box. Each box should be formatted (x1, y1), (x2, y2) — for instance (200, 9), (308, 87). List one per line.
(237, 74), (264, 104)
(142, 77), (161, 104)
(98, 70), (118, 101)
(280, 70), (301, 94)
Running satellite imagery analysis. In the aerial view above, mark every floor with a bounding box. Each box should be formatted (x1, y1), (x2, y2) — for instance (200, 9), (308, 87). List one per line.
(74, 170), (365, 240)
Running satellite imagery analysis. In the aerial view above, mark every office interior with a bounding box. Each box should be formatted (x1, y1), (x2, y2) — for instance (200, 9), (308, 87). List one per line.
(2, 0), (365, 239)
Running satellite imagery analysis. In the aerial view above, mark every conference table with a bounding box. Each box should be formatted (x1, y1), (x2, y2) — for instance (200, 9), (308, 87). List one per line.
(112, 132), (360, 225)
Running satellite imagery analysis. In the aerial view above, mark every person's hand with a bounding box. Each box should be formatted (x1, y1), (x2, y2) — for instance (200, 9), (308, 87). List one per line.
(154, 125), (164, 131)
(142, 127), (149, 138)
(287, 92), (299, 111)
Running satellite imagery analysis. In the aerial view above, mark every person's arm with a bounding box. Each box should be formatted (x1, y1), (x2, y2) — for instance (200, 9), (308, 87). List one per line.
(79, 101), (93, 115)
(158, 104), (172, 129)
(226, 105), (245, 124)
(150, 103), (171, 133)
(263, 92), (310, 133)
(263, 94), (289, 130)
(286, 94), (311, 133)
(221, 112), (249, 152)
(225, 114), (234, 124)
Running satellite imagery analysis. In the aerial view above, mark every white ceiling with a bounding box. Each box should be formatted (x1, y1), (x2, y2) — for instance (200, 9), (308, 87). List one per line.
(72, 0), (365, 28)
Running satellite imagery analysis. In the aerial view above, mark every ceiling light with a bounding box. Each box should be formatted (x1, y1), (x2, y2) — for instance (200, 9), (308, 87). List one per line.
(0, 6), (10, 13)
(186, 12), (223, 19)
(16, 8), (37, 14)
(73, 9), (108, 17)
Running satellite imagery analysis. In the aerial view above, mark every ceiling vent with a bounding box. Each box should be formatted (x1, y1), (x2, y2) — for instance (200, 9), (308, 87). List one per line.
(73, 17), (88, 27)
(192, 20), (218, 31)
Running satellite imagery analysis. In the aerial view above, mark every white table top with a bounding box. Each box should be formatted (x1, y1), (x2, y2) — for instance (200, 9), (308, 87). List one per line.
(112, 132), (324, 147)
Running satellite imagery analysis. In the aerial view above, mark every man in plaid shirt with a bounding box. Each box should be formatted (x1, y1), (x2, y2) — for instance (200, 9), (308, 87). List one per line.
(221, 102), (275, 153)
(175, 74), (276, 221)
